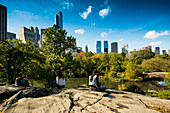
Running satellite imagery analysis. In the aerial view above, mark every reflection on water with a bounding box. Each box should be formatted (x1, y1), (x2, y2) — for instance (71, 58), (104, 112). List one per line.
(157, 81), (168, 86)
(66, 77), (168, 91)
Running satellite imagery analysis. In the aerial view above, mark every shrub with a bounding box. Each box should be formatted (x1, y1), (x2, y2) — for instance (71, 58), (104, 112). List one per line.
(118, 84), (127, 91)
(158, 90), (170, 99)
(126, 84), (145, 94)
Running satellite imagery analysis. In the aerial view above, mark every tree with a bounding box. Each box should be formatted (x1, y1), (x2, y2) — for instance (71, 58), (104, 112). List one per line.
(129, 49), (155, 64)
(141, 58), (170, 72)
(42, 26), (76, 78)
(42, 26), (76, 56)
(155, 54), (170, 60)
(125, 61), (140, 80)
(0, 40), (44, 83)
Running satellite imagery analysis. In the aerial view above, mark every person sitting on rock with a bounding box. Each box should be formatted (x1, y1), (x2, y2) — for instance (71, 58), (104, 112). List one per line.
(17, 74), (29, 87)
(48, 70), (65, 88)
(89, 70), (106, 91)
(15, 74), (19, 86)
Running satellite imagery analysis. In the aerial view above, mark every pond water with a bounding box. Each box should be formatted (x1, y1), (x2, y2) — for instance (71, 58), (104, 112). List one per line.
(65, 77), (168, 91)
(157, 81), (168, 86)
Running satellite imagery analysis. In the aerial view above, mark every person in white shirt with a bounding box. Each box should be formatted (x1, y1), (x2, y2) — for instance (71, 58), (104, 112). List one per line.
(49, 70), (65, 88)
(89, 70), (106, 91)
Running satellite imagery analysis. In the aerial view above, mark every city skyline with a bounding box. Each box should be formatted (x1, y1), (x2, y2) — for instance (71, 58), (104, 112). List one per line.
(0, 0), (170, 53)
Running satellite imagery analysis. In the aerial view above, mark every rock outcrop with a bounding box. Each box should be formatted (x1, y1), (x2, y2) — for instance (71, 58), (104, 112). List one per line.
(0, 86), (170, 113)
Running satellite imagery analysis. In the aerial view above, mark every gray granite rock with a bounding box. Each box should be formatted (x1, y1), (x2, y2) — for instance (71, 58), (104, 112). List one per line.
(0, 86), (170, 113)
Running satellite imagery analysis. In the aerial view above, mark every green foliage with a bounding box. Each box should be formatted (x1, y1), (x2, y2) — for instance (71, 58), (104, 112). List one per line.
(164, 74), (170, 89)
(158, 90), (170, 99)
(141, 58), (170, 72)
(129, 49), (155, 64)
(0, 40), (44, 83)
(126, 84), (145, 94)
(125, 62), (141, 80)
(155, 54), (170, 60)
(42, 26), (76, 56)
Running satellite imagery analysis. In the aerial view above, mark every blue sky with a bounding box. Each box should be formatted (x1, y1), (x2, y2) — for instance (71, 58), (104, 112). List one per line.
(0, 0), (170, 53)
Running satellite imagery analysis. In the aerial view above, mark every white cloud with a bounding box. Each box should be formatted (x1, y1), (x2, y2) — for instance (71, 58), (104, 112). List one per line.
(144, 30), (169, 39)
(79, 6), (92, 19)
(148, 41), (162, 46)
(101, 32), (107, 38)
(118, 38), (124, 42)
(109, 29), (116, 33)
(52, 0), (74, 9)
(13, 10), (40, 19)
(75, 29), (85, 35)
(101, 0), (109, 7)
(99, 6), (111, 18)
(91, 22), (95, 27)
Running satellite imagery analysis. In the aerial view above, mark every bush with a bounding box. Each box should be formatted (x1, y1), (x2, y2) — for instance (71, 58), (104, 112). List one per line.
(141, 58), (170, 72)
(158, 90), (170, 99)
(126, 84), (145, 94)
(118, 84), (127, 91)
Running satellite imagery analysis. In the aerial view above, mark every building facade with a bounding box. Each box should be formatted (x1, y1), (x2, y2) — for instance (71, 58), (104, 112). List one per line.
(143, 45), (152, 51)
(55, 11), (63, 30)
(85, 45), (88, 52)
(162, 50), (166, 54)
(104, 41), (108, 53)
(7, 32), (16, 40)
(18, 26), (40, 44)
(155, 47), (160, 55)
(96, 41), (101, 54)
(0, 4), (7, 41)
(122, 44), (128, 53)
(111, 42), (118, 53)
(167, 49), (170, 56)
(77, 47), (82, 53)
(40, 11), (63, 47)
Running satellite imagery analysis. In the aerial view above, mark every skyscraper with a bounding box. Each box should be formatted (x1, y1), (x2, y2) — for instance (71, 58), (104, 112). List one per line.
(0, 4), (7, 41)
(96, 41), (101, 54)
(85, 45), (88, 52)
(122, 44), (128, 53)
(162, 50), (166, 54)
(111, 42), (118, 53)
(155, 47), (160, 55)
(55, 11), (63, 30)
(104, 41), (108, 53)
(77, 47), (82, 53)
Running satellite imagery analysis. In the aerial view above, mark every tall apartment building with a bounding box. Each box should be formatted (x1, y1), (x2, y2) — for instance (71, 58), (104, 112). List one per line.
(111, 42), (118, 53)
(18, 26), (40, 44)
(85, 45), (88, 52)
(0, 4), (7, 40)
(155, 47), (160, 55)
(104, 41), (108, 53)
(77, 47), (82, 53)
(96, 41), (101, 54)
(55, 11), (63, 30)
(162, 50), (166, 54)
(7, 32), (16, 40)
(41, 11), (63, 44)
(122, 44), (128, 53)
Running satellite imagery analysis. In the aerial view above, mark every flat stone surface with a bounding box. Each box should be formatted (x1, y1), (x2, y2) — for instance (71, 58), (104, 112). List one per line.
(0, 85), (25, 101)
(0, 86), (170, 113)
